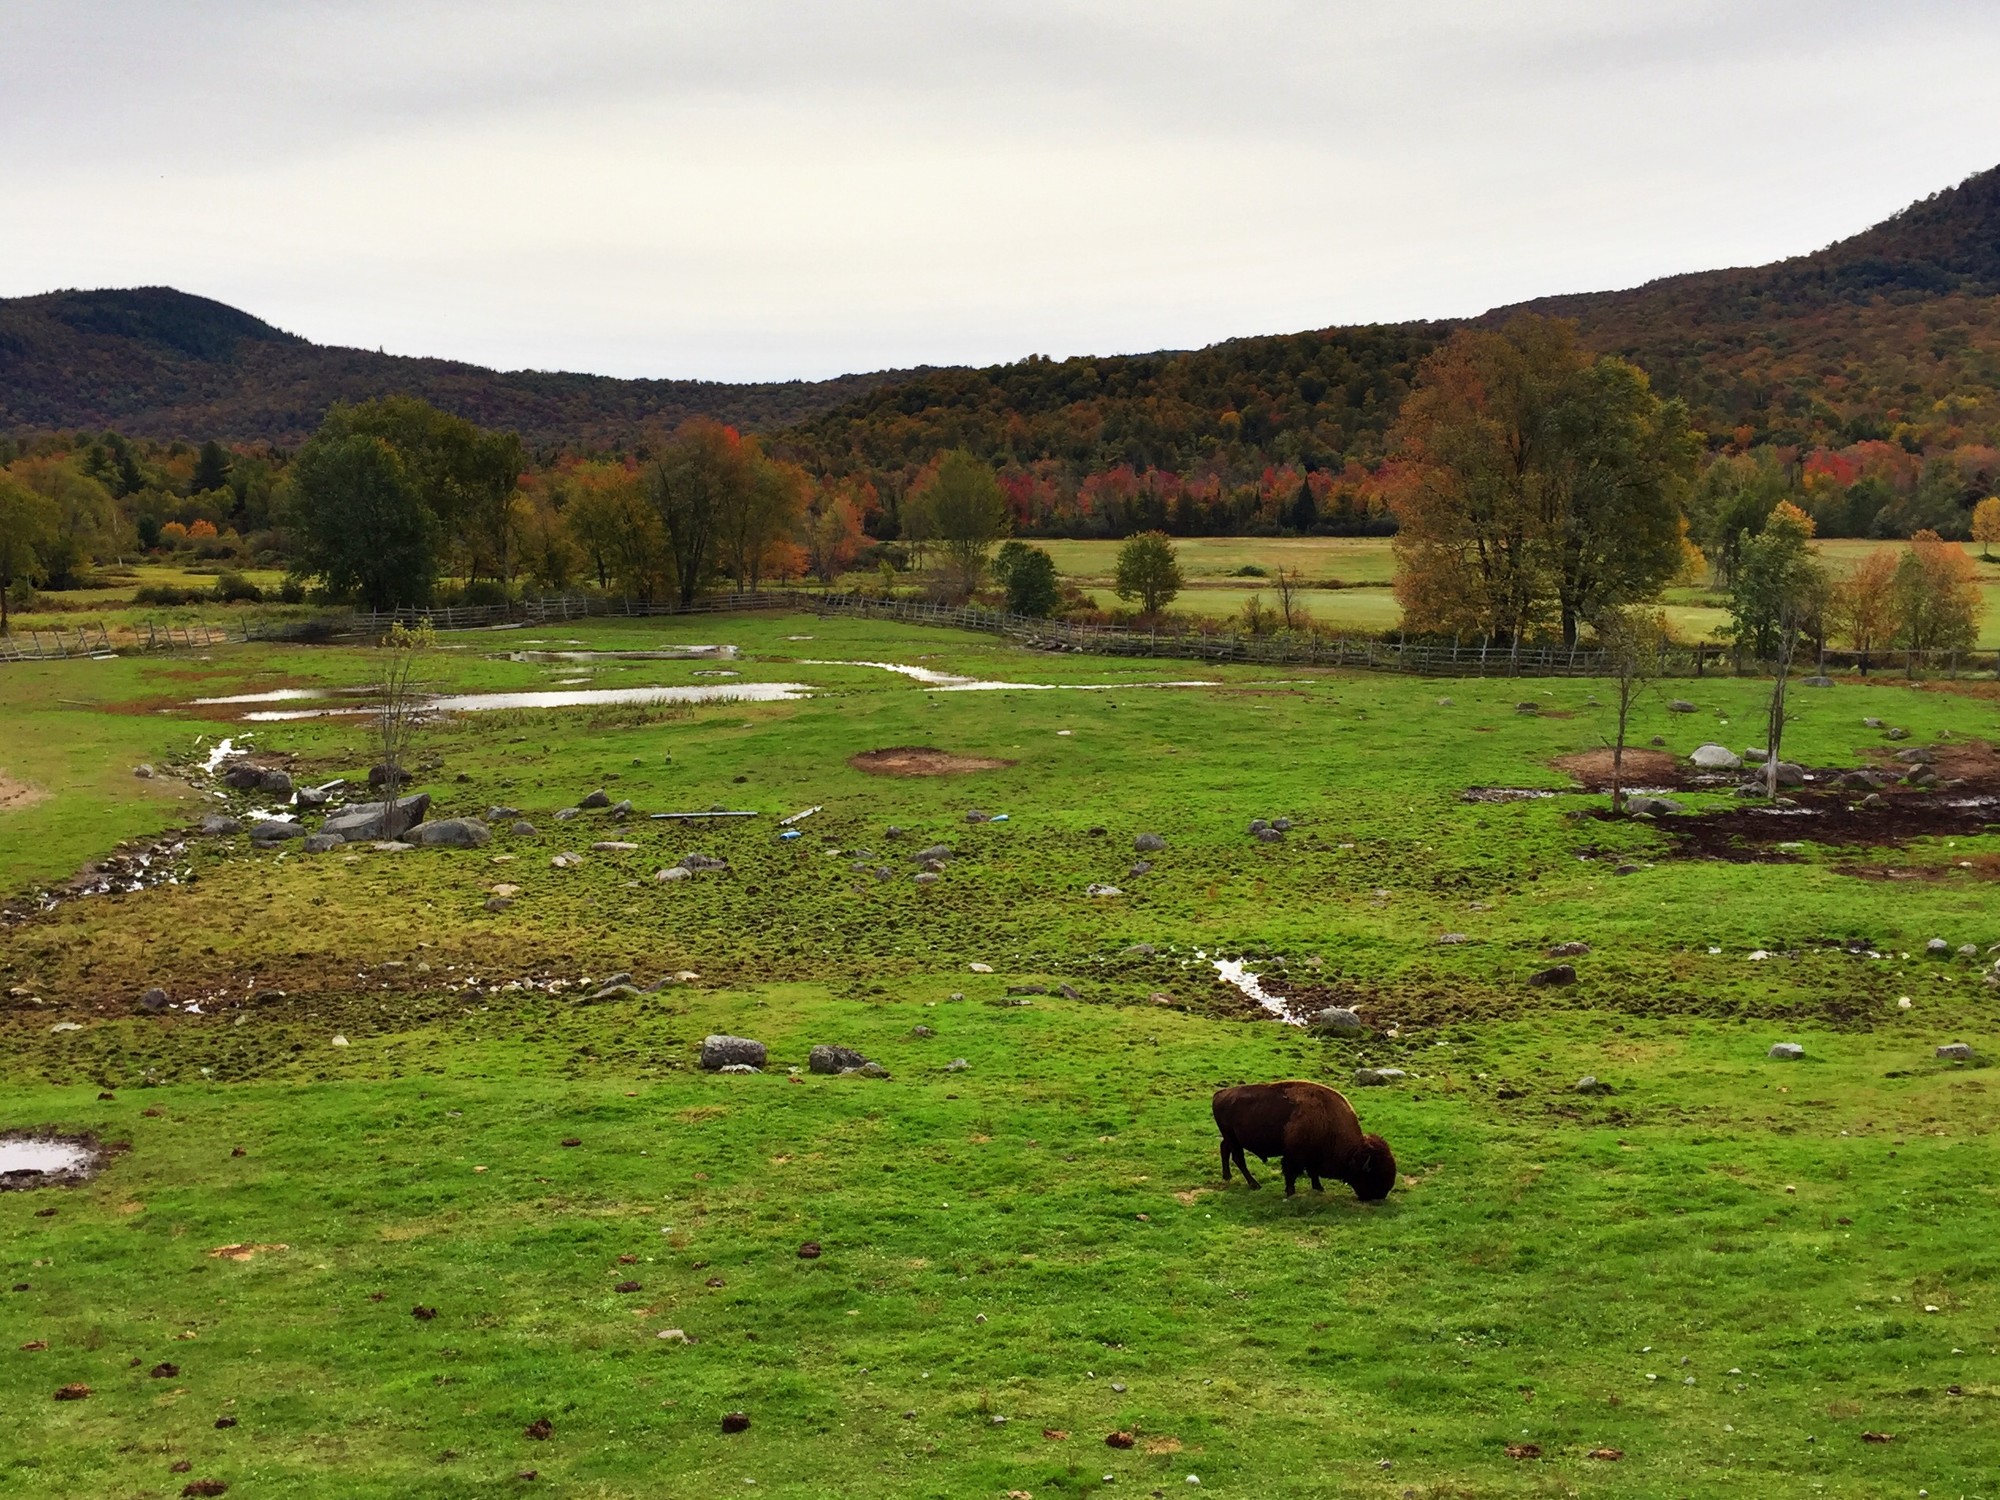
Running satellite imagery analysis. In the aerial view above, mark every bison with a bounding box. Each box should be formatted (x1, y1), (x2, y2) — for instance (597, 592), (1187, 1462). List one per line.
(1211, 1080), (1396, 1200)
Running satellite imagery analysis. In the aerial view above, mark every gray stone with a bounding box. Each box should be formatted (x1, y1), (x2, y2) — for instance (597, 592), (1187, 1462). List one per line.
(1254, 827), (1285, 843)
(1435, 696), (1454, 706)
(1649, 735), (1666, 747)
(1548, 941), (1591, 957)
(137, 986), (170, 1013)
(1625, 795), (1683, 817)
(1886, 726), (1909, 740)
(133, 763), (154, 778)
(1311, 1007), (1366, 1035)
(591, 840), (640, 852)
(701, 1034), (767, 1070)
(1800, 675), (1834, 688)
(914, 871), (941, 885)
(1134, 832), (1166, 852)
(884, 826), (906, 839)
(1667, 699), (1697, 713)
(1352, 1067), (1406, 1087)
(412, 818), (492, 849)
(323, 793), (430, 842)
(1058, 983), (1083, 1001)
(486, 805), (522, 821)
(680, 852), (730, 873)
(1435, 933), (1469, 945)
(303, 834), (344, 854)
(1248, 819), (1269, 834)
(810, 1044), (869, 1074)
(1771, 761), (1805, 787)
(1575, 1075), (1613, 1095)
(1859, 793), (1887, 811)
(1958, 943), (1979, 959)
(258, 768), (294, 797)
(912, 1025), (934, 1038)
(1515, 701), (1541, 714)
(914, 844), (952, 863)
(554, 807), (582, 821)
(1863, 717), (1884, 729)
(607, 799), (633, 818)
(294, 782), (339, 810)
(1271, 818), (1292, 832)
(1767, 1042), (1804, 1060)
(718, 1063), (760, 1074)
(1936, 1042), (1974, 1061)
(1927, 938), (1950, 956)
(221, 762), (266, 790)
(484, 895), (514, 913)
(250, 818), (307, 842)
(1742, 748), (1769, 765)
(200, 813), (242, 836)
(855, 1061), (891, 1078)
(1690, 744), (1741, 770)
(1085, 883), (1124, 897)
(588, 983), (644, 1003)
(1128, 861), (1152, 878)
(654, 866), (690, 882)
(947, 1058), (970, 1071)
(511, 820), (537, 836)
(965, 809), (989, 823)
(1123, 943), (1157, 957)
(580, 789), (611, 809)
(1894, 747), (1934, 764)
(1528, 963), (1578, 987)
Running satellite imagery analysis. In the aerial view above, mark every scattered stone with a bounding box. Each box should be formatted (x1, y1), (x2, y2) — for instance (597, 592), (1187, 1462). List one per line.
(1134, 832), (1166, 852)
(1515, 701), (1540, 714)
(1528, 964), (1577, 987)
(1742, 747), (1769, 765)
(884, 825), (906, 839)
(965, 809), (989, 823)
(701, 1035), (767, 1071)
(323, 793), (429, 842)
(718, 1063), (759, 1074)
(947, 1058), (969, 1071)
(1624, 795), (1682, 816)
(1958, 943), (1979, 959)
(969, 962), (994, 973)
(250, 819), (307, 842)
(1253, 827), (1284, 843)
(1800, 675), (1833, 688)
(856, 1061), (891, 1078)
(1768, 1042), (1804, 1060)
(1859, 793), (1887, 811)
(411, 818), (492, 849)
(1248, 819), (1268, 834)
(914, 871), (941, 885)
(1123, 943), (1156, 958)
(550, 852), (585, 869)
(484, 896), (514, 913)
(579, 790), (611, 809)
(912, 1025), (934, 1037)
(302, 833), (343, 854)
(1058, 983), (1083, 1001)
(1894, 747), (1934, 764)
(553, 807), (581, 822)
(138, 987), (170, 1014)
(1271, 817), (1292, 831)
(1863, 717), (1884, 729)
(1770, 761), (1805, 787)
(1667, 699), (1696, 713)
(1886, 726), (1909, 740)
(1936, 1043), (1974, 1061)
(654, 866), (689, 882)
(199, 813), (242, 836)
(1310, 1007), (1365, 1035)
(1086, 883), (1124, 897)
(914, 843), (952, 863)
(810, 1044), (869, 1074)
(607, 799), (633, 819)
(510, 820), (537, 836)
(1352, 1067), (1405, 1087)
(1547, 941), (1590, 957)
(133, 764), (154, 778)
(1129, 861), (1152, 877)
(1435, 932), (1469, 945)
(1649, 735), (1666, 746)
(1435, 696), (1454, 707)
(1575, 1076), (1613, 1095)
(1927, 938), (1951, 957)
(590, 841), (640, 852)
(720, 1412), (750, 1434)
(486, 806), (522, 822)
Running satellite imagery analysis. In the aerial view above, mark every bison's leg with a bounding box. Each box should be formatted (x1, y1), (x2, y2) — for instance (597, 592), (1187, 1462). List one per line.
(1281, 1157), (1300, 1196)
(1308, 1171), (1325, 1193)
(1224, 1138), (1260, 1189)
(1218, 1136), (1232, 1182)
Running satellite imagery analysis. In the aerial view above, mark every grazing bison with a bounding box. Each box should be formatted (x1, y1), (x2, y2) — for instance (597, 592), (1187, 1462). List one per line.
(1211, 1080), (1396, 1200)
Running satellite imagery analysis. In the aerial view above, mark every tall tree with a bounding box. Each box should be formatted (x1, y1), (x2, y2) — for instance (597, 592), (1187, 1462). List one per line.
(1727, 503), (1825, 794)
(1391, 318), (1696, 645)
(287, 434), (438, 609)
(905, 450), (1010, 600)
(191, 439), (232, 494)
(1828, 547), (1900, 673)
(0, 474), (58, 633)
(7, 455), (121, 588)
(1972, 496), (2000, 558)
(1113, 530), (1184, 617)
(1594, 606), (1673, 816)
(717, 453), (807, 592)
(649, 419), (755, 607)
(1003, 545), (1061, 617)
(1892, 530), (1982, 655)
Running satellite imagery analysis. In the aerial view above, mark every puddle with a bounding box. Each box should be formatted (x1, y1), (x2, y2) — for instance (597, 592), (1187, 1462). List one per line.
(194, 688), (327, 705)
(241, 683), (812, 720)
(1213, 958), (1302, 1025)
(200, 736), (244, 772)
(800, 659), (1220, 692)
(0, 1136), (98, 1187)
(503, 646), (738, 663)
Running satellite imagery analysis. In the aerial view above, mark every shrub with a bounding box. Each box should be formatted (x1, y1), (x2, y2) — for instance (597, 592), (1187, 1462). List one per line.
(133, 584), (204, 606)
(213, 571), (265, 604)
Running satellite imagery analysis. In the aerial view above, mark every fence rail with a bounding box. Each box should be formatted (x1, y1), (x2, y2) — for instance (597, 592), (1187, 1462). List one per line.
(9, 588), (1996, 681)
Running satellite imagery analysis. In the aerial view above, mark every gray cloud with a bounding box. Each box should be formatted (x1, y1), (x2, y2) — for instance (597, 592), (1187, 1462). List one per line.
(4, 1), (1997, 379)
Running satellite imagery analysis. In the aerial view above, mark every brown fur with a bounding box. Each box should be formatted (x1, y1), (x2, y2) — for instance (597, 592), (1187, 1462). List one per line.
(1211, 1080), (1397, 1200)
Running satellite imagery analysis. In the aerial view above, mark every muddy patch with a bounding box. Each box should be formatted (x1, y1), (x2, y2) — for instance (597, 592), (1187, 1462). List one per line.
(1610, 790), (2000, 864)
(0, 774), (51, 813)
(1552, 748), (1692, 790)
(849, 747), (1017, 777)
(0, 1133), (108, 1189)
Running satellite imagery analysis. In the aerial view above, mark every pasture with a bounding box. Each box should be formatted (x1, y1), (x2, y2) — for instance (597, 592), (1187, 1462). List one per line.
(2, 610), (1997, 1498)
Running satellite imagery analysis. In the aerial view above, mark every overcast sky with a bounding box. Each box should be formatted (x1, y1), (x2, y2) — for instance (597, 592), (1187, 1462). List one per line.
(4, 1), (1997, 382)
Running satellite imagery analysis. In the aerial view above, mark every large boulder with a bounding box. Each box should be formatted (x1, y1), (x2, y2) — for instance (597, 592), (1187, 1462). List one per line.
(302, 833), (344, 854)
(323, 793), (430, 842)
(1690, 744), (1741, 770)
(1770, 761), (1805, 788)
(580, 789), (612, 809)
(700, 1035), (766, 1071)
(411, 818), (492, 849)
(257, 768), (295, 798)
(809, 1044), (869, 1074)
(200, 813), (242, 836)
(250, 818), (307, 842)
(1625, 795), (1683, 817)
(220, 762), (266, 790)
(1310, 1007), (1366, 1035)
(1133, 832), (1166, 853)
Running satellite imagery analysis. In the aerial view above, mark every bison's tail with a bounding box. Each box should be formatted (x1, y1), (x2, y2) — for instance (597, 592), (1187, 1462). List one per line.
(1346, 1133), (1398, 1202)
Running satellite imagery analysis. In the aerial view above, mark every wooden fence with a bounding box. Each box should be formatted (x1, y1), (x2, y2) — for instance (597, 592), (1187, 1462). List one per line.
(0, 623), (116, 662)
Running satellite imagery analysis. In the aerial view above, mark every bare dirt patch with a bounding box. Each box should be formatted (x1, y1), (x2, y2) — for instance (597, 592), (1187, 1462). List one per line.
(849, 747), (1016, 777)
(1551, 748), (1685, 789)
(0, 774), (51, 813)
(1610, 788), (2000, 864)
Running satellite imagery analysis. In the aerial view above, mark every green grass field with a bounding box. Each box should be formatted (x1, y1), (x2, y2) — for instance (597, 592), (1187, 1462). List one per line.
(3, 610), (1998, 1497)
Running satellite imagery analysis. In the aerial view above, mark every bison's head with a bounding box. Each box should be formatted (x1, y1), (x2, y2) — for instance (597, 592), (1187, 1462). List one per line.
(1346, 1133), (1397, 1201)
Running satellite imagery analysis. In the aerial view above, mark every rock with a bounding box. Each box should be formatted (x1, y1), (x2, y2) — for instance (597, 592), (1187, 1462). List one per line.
(258, 768), (294, 797)
(1575, 1075), (1613, 1095)
(1927, 937), (1951, 957)
(607, 799), (633, 819)
(1886, 726), (1909, 740)
(1958, 943), (1979, 959)
(1515, 701), (1540, 714)
(200, 814), (242, 836)
(1248, 819), (1268, 834)
(1129, 861), (1152, 877)
(718, 1063), (759, 1074)
(912, 1025), (934, 1037)
(486, 806), (522, 822)
(484, 896), (514, 913)
(303, 834), (344, 854)
(1905, 766), (1937, 787)
(810, 1044), (869, 1074)
(1801, 675), (1834, 688)
(1310, 1007), (1365, 1035)
(1863, 717), (1884, 729)
(580, 789), (611, 809)
(914, 871), (941, 885)
(587, 983), (643, 1003)
(1435, 696), (1454, 706)
(1271, 818), (1292, 831)
(591, 840), (639, 852)
(1649, 735), (1666, 746)
(553, 807), (581, 822)
(965, 809), (989, 823)
(1123, 943), (1156, 957)
(323, 793), (430, 842)
(1690, 744), (1741, 770)
(1894, 747), (1934, 764)
(511, 820), (537, 836)
(1770, 761), (1805, 787)
(914, 844), (952, 863)
(856, 1061), (891, 1078)
(412, 818), (492, 849)
(221, 762), (266, 790)
(969, 961), (994, 973)
(1625, 795), (1682, 816)
(250, 818), (307, 842)
(1767, 1042), (1804, 1060)
(1742, 748), (1768, 765)
(1085, 883), (1124, 897)
(680, 853), (730, 873)
(1667, 699), (1697, 713)
(1859, 793), (1887, 810)
(1936, 1042), (1974, 1061)
(294, 782), (338, 810)
(701, 1035), (766, 1070)
(133, 764), (154, 779)
(551, 851), (585, 869)
(947, 1058), (970, 1071)
(1547, 941), (1591, 957)
(1528, 964), (1577, 987)
(1254, 827), (1285, 843)
(1352, 1067), (1405, 1087)
(721, 1412), (750, 1434)
(1134, 832), (1166, 852)
(1058, 983), (1083, 1001)
(654, 864), (688, 882)
(138, 986), (170, 1013)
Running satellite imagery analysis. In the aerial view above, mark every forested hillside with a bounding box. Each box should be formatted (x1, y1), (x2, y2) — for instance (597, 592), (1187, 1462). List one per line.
(0, 288), (910, 448)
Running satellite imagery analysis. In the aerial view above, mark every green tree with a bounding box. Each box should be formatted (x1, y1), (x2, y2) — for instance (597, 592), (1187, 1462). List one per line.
(1113, 530), (1184, 617)
(191, 439), (232, 495)
(1726, 502), (1825, 795)
(1003, 545), (1061, 617)
(1891, 530), (1981, 655)
(1689, 451), (1789, 586)
(8, 455), (121, 588)
(0, 474), (58, 633)
(287, 434), (438, 609)
(906, 450), (1009, 600)
(649, 420), (755, 607)
(1593, 606), (1672, 816)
